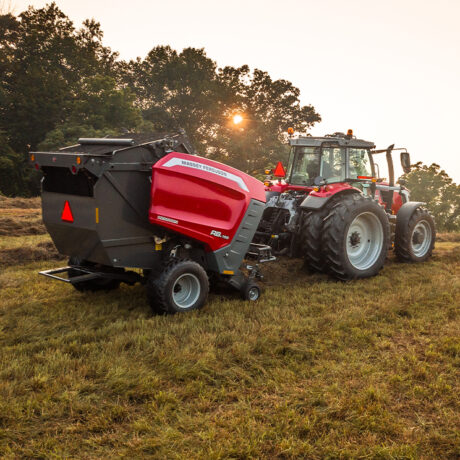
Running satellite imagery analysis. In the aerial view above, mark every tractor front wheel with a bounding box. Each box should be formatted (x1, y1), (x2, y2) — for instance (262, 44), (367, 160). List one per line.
(147, 259), (209, 314)
(395, 208), (435, 262)
(321, 194), (390, 280)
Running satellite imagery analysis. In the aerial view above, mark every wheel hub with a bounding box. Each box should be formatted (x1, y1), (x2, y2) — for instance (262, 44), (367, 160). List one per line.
(349, 231), (361, 248)
(410, 220), (432, 257)
(412, 230), (424, 245)
(346, 211), (384, 271)
(172, 273), (201, 309)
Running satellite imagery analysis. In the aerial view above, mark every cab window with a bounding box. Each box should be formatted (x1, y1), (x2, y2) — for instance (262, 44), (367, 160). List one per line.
(320, 147), (346, 182)
(348, 148), (373, 178)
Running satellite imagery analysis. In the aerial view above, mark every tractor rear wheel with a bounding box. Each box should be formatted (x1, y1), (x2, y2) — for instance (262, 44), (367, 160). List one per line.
(147, 259), (209, 314)
(395, 208), (435, 262)
(300, 197), (339, 272)
(300, 209), (328, 272)
(321, 194), (390, 280)
(68, 257), (122, 292)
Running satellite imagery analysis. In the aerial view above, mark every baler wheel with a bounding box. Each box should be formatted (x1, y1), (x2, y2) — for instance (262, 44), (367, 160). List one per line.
(147, 259), (209, 314)
(242, 281), (260, 301)
(321, 194), (390, 280)
(68, 257), (121, 292)
(395, 208), (435, 262)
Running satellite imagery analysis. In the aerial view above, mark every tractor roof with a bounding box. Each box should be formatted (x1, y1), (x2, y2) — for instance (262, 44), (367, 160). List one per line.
(289, 132), (375, 149)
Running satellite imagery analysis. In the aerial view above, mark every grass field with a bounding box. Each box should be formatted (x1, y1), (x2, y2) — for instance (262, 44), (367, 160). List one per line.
(0, 197), (459, 459)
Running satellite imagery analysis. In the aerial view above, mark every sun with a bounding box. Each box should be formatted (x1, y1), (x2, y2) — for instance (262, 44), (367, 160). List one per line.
(232, 114), (243, 125)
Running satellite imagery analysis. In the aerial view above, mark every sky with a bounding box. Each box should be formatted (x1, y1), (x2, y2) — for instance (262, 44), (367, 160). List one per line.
(9, 0), (460, 182)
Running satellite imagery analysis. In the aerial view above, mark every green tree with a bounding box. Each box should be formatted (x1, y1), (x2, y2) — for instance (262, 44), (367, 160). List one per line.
(122, 48), (320, 174)
(38, 75), (143, 150)
(209, 66), (320, 174)
(121, 46), (225, 152)
(0, 3), (116, 152)
(401, 162), (460, 232)
(0, 131), (25, 196)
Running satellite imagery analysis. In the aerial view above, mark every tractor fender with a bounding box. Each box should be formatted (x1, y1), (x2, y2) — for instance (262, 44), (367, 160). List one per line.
(300, 189), (359, 211)
(395, 201), (426, 232)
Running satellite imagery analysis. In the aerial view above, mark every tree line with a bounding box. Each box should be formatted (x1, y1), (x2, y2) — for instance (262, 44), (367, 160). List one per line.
(0, 3), (319, 197)
(0, 3), (458, 230)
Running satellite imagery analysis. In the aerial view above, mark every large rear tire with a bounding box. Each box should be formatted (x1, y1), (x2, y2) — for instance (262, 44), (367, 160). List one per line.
(68, 257), (122, 292)
(300, 209), (328, 272)
(147, 259), (209, 314)
(300, 196), (340, 273)
(321, 194), (390, 280)
(395, 208), (435, 262)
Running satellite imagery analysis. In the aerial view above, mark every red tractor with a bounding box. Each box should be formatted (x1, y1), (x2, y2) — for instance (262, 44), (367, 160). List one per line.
(256, 130), (436, 279)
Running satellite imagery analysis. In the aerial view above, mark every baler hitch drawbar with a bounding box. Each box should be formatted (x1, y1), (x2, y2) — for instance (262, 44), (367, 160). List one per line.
(39, 266), (142, 286)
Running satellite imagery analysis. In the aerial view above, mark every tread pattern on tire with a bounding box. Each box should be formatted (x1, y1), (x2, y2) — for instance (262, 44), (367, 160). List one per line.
(394, 207), (436, 262)
(321, 194), (391, 280)
(300, 210), (327, 272)
(299, 195), (341, 273)
(147, 258), (209, 314)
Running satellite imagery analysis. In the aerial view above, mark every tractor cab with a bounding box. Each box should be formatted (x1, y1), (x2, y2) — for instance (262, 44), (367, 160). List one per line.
(286, 132), (375, 187)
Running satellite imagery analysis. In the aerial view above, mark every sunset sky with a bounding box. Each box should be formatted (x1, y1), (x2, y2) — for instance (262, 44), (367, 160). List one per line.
(10, 0), (460, 181)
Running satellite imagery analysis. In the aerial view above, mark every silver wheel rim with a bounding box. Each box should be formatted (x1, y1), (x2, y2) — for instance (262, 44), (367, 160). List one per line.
(248, 287), (259, 301)
(346, 212), (384, 270)
(172, 273), (201, 309)
(411, 220), (432, 257)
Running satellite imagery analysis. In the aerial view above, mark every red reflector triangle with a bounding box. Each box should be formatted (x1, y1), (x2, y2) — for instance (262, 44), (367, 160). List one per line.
(61, 200), (74, 223)
(273, 161), (286, 177)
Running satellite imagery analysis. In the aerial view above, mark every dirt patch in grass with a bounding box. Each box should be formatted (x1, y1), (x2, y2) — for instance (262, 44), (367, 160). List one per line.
(0, 241), (65, 267)
(437, 232), (460, 242)
(0, 197), (45, 236)
(0, 195), (40, 209)
(0, 215), (45, 236)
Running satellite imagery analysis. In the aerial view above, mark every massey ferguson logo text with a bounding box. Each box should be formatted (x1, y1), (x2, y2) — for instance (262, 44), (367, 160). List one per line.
(210, 230), (229, 240)
(163, 157), (249, 192)
(180, 160), (227, 178)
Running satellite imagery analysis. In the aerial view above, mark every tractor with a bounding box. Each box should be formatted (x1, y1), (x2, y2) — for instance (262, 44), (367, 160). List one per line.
(255, 129), (436, 280)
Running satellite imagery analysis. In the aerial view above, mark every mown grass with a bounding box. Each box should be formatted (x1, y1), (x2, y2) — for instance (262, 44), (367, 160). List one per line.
(0, 237), (459, 459)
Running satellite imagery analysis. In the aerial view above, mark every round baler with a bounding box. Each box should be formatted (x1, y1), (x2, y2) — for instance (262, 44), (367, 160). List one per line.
(32, 133), (273, 313)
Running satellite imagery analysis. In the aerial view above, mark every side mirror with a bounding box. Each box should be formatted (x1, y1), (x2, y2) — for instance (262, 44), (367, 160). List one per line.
(401, 152), (411, 174)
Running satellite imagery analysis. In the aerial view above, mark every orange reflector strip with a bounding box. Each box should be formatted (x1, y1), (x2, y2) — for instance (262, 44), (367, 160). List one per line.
(95, 207), (99, 224)
(222, 270), (234, 275)
(61, 200), (74, 223)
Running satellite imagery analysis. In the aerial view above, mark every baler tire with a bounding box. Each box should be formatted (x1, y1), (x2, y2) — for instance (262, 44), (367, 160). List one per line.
(147, 259), (209, 314)
(68, 257), (121, 292)
(321, 194), (390, 280)
(395, 207), (436, 263)
(242, 281), (261, 301)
